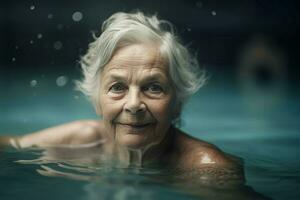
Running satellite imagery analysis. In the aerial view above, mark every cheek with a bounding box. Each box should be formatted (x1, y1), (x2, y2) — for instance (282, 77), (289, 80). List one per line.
(99, 95), (124, 120)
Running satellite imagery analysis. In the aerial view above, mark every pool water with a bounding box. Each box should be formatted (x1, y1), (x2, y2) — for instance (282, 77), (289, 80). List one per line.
(1, 73), (300, 200)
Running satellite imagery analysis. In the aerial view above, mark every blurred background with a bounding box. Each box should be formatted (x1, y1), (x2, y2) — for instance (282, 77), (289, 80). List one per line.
(0, 0), (299, 135)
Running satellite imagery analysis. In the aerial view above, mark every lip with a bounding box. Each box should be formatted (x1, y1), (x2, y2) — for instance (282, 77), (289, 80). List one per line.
(117, 123), (153, 129)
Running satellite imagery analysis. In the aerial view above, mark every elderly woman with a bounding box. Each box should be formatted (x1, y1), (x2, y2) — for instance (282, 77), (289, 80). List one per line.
(1, 12), (244, 184)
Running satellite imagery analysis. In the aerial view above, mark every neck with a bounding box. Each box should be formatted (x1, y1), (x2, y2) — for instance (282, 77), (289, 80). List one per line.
(115, 126), (175, 167)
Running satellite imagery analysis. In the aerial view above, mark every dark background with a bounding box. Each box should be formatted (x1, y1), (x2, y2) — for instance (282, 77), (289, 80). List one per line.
(0, 0), (299, 98)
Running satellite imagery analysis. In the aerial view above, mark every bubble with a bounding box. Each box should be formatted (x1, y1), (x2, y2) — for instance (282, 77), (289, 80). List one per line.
(48, 14), (53, 19)
(211, 11), (217, 16)
(37, 34), (43, 39)
(30, 5), (35, 10)
(30, 40), (34, 44)
(187, 28), (191, 32)
(53, 41), (63, 50)
(30, 80), (38, 87)
(56, 76), (69, 87)
(72, 11), (83, 22)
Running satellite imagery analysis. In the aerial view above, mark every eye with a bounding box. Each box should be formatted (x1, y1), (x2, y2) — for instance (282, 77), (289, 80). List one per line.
(143, 83), (164, 94)
(109, 82), (127, 93)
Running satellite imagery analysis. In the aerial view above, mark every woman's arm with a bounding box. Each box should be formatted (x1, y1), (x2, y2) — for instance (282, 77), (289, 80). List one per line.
(0, 120), (103, 149)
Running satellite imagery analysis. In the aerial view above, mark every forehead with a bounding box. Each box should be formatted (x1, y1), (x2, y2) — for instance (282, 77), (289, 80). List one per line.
(102, 43), (168, 74)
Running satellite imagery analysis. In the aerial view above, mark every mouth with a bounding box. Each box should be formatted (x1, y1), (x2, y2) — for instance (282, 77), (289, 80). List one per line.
(117, 122), (153, 129)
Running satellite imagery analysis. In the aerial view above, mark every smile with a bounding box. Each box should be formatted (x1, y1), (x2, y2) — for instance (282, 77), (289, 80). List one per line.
(117, 123), (153, 129)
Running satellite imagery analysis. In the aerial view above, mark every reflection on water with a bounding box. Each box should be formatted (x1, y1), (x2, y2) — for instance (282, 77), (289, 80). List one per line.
(83, 183), (156, 200)
(0, 145), (272, 200)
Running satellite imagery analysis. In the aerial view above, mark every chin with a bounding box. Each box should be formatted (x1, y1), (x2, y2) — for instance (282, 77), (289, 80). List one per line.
(117, 134), (152, 150)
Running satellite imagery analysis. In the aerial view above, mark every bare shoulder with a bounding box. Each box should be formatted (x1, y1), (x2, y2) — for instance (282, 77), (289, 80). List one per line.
(172, 130), (245, 186)
(174, 129), (243, 170)
(18, 120), (106, 148)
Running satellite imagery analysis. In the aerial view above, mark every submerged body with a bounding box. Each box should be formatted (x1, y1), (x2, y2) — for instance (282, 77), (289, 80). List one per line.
(12, 120), (245, 187)
(15, 120), (242, 169)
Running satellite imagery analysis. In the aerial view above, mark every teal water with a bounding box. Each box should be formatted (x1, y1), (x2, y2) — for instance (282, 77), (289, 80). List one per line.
(1, 73), (300, 200)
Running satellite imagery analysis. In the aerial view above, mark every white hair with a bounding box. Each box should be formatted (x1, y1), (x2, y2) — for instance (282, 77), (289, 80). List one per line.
(75, 11), (206, 119)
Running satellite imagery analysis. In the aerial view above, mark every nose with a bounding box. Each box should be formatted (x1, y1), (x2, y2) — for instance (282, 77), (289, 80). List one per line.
(124, 87), (146, 114)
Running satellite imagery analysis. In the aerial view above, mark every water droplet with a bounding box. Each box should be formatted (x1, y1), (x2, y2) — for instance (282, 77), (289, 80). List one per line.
(48, 14), (53, 19)
(30, 40), (34, 44)
(196, 1), (203, 8)
(56, 76), (69, 87)
(37, 34), (43, 39)
(72, 11), (83, 22)
(12, 57), (16, 62)
(212, 11), (217, 16)
(30, 80), (38, 87)
(53, 41), (63, 50)
(30, 5), (35, 10)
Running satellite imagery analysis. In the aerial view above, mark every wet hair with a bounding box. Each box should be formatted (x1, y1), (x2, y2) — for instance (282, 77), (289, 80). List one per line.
(75, 11), (206, 121)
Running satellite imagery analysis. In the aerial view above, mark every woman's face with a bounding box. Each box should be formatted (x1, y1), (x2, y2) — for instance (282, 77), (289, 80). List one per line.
(98, 43), (176, 150)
